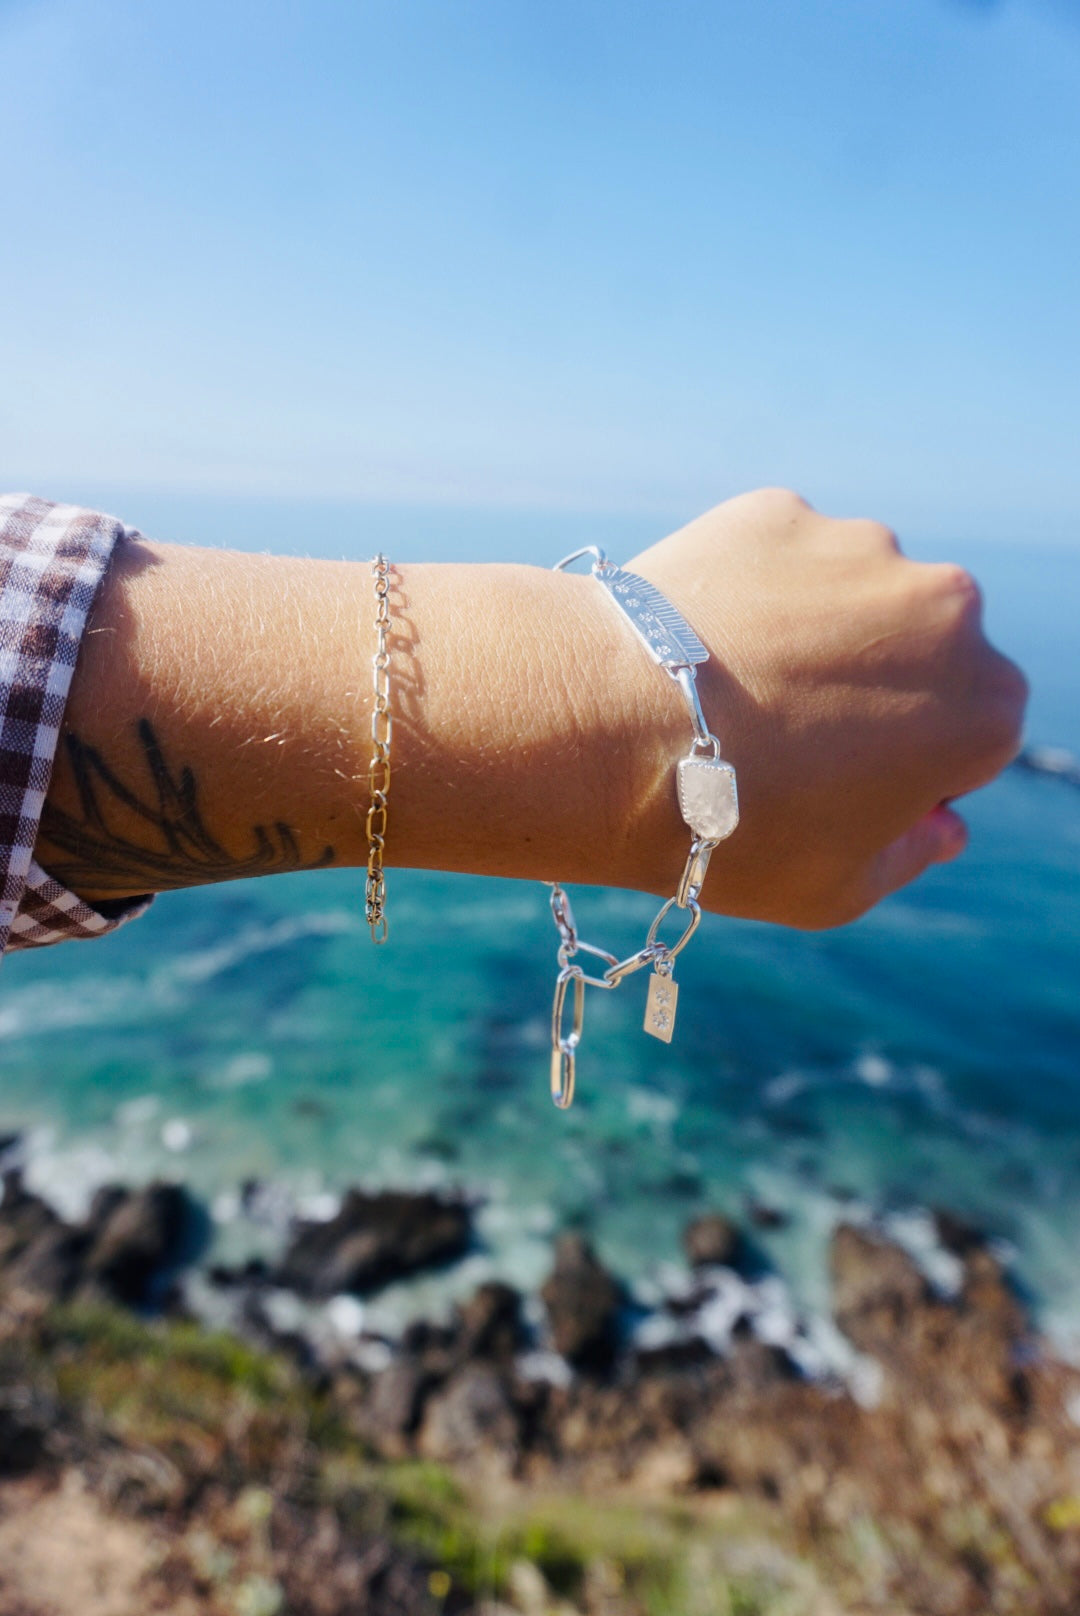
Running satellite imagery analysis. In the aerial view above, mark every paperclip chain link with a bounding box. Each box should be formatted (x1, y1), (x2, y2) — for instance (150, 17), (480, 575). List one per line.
(365, 554), (393, 943)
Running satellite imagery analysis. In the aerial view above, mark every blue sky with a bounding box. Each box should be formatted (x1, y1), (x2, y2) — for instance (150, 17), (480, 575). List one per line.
(1, 0), (1078, 551)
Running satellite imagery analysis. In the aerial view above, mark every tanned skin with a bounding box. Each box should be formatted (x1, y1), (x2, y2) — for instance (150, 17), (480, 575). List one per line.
(36, 489), (1028, 930)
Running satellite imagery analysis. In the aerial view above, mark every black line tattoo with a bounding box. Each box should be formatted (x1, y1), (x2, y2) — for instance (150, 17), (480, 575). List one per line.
(37, 718), (335, 894)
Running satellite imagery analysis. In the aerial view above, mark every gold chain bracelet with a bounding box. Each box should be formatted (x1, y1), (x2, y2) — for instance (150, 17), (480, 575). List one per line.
(365, 554), (392, 943)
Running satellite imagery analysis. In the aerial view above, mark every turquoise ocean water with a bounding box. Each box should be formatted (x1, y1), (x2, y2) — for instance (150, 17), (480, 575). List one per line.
(1, 505), (1078, 1353)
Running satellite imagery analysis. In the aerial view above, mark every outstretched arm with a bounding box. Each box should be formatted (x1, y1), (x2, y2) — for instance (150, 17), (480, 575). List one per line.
(36, 489), (1027, 929)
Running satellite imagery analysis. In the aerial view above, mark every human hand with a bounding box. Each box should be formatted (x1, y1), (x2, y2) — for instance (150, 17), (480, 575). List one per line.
(625, 489), (1028, 928)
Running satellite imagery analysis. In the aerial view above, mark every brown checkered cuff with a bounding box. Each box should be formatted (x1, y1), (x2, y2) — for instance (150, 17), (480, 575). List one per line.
(0, 494), (154, 956)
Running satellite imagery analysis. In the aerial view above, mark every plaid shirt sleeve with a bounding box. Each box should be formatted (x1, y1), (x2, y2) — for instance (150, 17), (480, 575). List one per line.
(0, 493), (154, 956)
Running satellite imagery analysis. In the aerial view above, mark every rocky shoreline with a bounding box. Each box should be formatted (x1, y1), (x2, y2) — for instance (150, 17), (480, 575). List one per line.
(3, 1159), (1080, 1614)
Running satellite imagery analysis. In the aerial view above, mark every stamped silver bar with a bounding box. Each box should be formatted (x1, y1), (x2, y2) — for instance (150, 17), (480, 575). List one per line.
(597, 567), (709, 670)
(644, 971), (678, 1043)
(677, 756), (739, 842)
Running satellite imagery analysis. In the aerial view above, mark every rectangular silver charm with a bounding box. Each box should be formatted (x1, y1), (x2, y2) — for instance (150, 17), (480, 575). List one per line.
(644, 971), (678, 1043)
(597, 567), (709, 671)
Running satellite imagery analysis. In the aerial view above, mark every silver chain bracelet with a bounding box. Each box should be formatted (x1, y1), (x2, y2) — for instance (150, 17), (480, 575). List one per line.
(365, 554), (392, 944)
(546, 546), (739, 1109)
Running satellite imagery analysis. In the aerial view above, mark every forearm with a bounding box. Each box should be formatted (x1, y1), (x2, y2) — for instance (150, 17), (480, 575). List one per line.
(35, 490), (1028, 931)
(36, 538), (688, 905)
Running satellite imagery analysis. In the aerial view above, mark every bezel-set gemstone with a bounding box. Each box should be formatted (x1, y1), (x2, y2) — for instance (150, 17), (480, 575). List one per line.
(676, 757), (739, 842)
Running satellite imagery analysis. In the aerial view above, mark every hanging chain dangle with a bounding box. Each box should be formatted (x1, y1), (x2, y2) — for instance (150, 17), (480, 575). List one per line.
(365, 554), (393, 944)
(544, 545), (741, 1106)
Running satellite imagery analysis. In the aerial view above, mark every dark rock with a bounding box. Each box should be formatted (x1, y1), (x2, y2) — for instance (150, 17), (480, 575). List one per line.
(418, 1364), (520, 1462)
(86, 1183), (129, 1230)
(360, 1360), (431, 1454)
(634, 1337), (717, 1377)
(0, 1387), (57, 1475)
(830, 1224), (929, 1349)
(0, 1175), (58, 1263)
(0, 1133), (21, 1168)
(933, 1208), (986, 1257)
(82, 1182), (195, 1306)
(276, 1189), (472, 1298)
(726, 1337), (799, 1393)
(208, 1256), (269, 1288)
(682, 1212), (741, 1269)
(831, 1225), (1030, 1418)
(0, 1179), (87, 1300)
(746, 1201), (790, 1232)
(956, 1245), (1029, 1394)
(1, 1178), (200, 1308)
(453, 1281), (522, 1363)
(400, 1317), (456, 1358)
(540, 1232), (621, 1373)
(8, 1225), (90, 1301)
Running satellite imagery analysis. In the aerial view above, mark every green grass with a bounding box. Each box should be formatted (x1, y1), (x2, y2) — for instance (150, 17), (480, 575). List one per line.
(10, 1302), (833, 1615)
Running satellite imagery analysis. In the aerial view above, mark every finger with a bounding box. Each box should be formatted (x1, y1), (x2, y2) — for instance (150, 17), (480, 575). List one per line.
(864, 803), (969, 905)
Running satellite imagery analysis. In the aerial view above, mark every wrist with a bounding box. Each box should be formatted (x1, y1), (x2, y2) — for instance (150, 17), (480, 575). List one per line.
(392, 561), (689, 895)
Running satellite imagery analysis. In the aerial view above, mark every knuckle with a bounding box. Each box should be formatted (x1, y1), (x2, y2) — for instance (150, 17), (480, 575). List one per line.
(842, 516), (901, 556)
(975, 653), (1029, 761)
(996, 652), (1030, 715)
(986, 691), (1027, 761)
(931, 561), (983, 617)
(754, 486), (814, 517)
(864, 519), (900, 554)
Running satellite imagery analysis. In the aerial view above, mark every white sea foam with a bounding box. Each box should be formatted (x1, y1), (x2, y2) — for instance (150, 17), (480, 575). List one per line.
(0, 976), (145, 1042)
(161, 1118), (195, 1153)
(517, 1016), (549, 1051)
(156, 911), (353, 993)
(212, 1188), (243, 1224)
(881, 1207), (964, 1298)
(21, 1131), (124, 1222)
(206, 1052), (273, 1089)
(259, 1287), (308, 1338)
(626, 1088), (679, 1127)
(629, 1257), (884, 1403)
(295, 1190), (341, 1223)
(325, 1294), (366, 1337)
(0, 911), (353, 1048)
(115, 1095), (161, 1129)
(863, 903), (983, 938)
(352, 1338), (394, 1374)
(763, 1070), (809, 1105)
(852, 1052), (893, 1088)
(516, 1349), (573, 1388)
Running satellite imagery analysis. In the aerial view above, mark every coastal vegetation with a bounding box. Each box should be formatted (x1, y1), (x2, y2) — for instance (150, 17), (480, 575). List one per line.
(3, 1169), (1080, 1614)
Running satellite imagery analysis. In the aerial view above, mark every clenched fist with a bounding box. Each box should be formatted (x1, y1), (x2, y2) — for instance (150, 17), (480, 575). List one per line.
(626, 488), (1028, 927)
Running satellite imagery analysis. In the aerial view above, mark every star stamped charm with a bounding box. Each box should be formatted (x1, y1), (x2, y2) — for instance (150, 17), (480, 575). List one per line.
(644, 971), (679, 1043)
